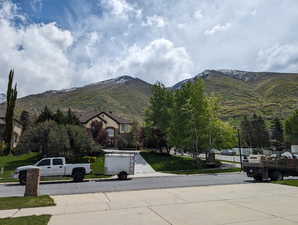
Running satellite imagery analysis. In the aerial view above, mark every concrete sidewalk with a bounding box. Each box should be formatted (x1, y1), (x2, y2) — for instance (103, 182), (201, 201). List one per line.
(2, 183), (298, 225)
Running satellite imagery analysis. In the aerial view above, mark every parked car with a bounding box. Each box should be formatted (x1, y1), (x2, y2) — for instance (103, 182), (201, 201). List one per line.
(13, 157), (91, 185)
(221, 149), (236, 156)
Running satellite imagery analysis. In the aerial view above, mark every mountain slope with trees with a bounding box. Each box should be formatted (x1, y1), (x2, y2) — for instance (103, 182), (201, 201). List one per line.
(8, 70), (298, 122)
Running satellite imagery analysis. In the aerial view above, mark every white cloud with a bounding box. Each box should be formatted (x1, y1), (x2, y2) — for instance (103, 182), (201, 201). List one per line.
(257, 44), (298, 72)
(204, 23), (231, 35)
(143, 15), (166, 28)
(1, 0), (298, 96)
(117, 39), (193, 85)
(0, 2), (74, 96)
(194, 10), (203, 19)
(102, 0), (141, 19)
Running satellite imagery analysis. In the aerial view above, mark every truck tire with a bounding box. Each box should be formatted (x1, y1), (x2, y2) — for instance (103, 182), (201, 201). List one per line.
(19, 171), (27, 185)
(270, 170), (283, 181)
(72, 169), (85, 182)
(118, 171), (128, 180)
(253, 175), (263, 182)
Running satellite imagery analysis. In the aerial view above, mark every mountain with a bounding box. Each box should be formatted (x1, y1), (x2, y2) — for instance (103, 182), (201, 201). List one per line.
(13, 76), (153, 122)
(9, 70), (298, 123)
(174, 69), (298, 121)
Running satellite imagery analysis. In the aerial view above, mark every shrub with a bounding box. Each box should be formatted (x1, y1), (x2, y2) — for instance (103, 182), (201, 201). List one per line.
(16, 121), (102, 160)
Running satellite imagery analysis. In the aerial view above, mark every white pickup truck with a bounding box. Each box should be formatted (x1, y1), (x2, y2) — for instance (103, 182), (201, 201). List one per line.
(13, 157), (91, 185)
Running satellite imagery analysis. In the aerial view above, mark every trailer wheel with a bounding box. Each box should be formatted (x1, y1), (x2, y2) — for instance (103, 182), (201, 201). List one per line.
(19, 171), (27, 185)
(270, 171), (283, 181)
(253, 175), (263, 182)
(118, 171), (128, 180)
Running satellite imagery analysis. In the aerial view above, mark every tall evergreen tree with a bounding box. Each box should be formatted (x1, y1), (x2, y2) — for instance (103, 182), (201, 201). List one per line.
(20, 110), (30, 132)
(285, 110), (298, 145)
(240, 114), (270, 149)
(3, 70), (18, 154)
(271, 117), (284, 150)
(66, 108), (81, 125)
(240, 115), (253, 147)
(36, 106), (53, 123)
(53, 109), (66, 124)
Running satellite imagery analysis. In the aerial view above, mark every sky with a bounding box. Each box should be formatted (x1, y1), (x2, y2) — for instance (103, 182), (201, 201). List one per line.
(1, 0), (298, 97)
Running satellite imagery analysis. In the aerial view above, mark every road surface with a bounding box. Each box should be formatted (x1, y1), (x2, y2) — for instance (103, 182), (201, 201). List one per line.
(0, 172), (253, 197)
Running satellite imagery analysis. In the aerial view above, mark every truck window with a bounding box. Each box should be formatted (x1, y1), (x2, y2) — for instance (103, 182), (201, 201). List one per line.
(53, 159), (63, 165)
(37, 159), (51, 166)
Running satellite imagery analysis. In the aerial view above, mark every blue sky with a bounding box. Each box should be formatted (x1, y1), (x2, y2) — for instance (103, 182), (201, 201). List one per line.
(1, 0), (298, 96)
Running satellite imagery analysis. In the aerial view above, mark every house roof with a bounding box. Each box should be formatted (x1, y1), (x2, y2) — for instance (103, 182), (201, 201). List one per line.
(77, 111), (132, 125)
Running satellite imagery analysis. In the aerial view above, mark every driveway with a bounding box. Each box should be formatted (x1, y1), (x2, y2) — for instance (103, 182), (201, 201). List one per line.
(2, 183), (298, 225)
(0, 173), (251, 197)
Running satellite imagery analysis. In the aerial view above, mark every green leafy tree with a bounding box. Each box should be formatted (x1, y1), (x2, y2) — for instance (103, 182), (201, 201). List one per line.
(210, 119), (237, 150)
(145, 82), (173, 153)
(188, 79), (211, 160)
(168, 83), (192, 153)
(285, 110), (298, 145)
(3, 69), (18, 155)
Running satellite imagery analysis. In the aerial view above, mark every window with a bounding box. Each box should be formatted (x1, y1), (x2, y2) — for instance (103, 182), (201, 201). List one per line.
(106, 128), (115, 137)
(37, 159), (50, 166)
(53, 159), (63, 165)
(121, 124), (129, 133)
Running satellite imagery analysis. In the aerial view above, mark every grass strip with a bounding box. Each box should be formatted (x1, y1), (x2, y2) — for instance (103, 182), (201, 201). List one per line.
(0, 215), (51, 225)
(272, 179), (298, 187)
(0, 195), (55, 210)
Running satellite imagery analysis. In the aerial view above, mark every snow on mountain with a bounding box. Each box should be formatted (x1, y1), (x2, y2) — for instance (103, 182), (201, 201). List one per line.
(172, 69), (259, 89)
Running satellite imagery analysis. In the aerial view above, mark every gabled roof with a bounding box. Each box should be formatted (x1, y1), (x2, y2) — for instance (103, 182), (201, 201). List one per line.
(77, 111), (131, 125)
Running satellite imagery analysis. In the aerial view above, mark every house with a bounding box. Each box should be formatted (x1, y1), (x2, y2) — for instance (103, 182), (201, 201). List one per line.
(78, 111), (132, 145)
(0, 112), (23, 148)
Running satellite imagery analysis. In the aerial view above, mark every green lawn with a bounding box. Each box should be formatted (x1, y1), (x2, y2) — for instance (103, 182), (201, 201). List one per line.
(140, 151), (239, 174)
(140, 151), (201, 172)
(0, 215), (51, 225)
(0, 153), (40, 183)
(0, 153), (108, 183)
(0, 195), (55, 210)
(273, 179), (298, 187)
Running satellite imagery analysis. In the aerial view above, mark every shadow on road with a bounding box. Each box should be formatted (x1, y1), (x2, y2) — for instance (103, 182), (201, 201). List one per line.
(4, 177), (133, 187)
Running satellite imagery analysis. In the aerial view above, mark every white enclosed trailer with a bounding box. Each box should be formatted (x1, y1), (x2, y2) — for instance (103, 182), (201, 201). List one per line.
(104, 153), (135, 180)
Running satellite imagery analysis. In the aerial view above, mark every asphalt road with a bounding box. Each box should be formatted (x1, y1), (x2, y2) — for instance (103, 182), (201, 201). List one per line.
(0, 173), (253, 197)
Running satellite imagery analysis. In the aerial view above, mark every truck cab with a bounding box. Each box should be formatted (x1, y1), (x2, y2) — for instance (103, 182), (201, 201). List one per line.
(34, 157), (66, 177)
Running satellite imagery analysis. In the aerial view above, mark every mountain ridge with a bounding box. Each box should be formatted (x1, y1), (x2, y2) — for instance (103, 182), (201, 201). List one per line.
(6, 70), (298, 123)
